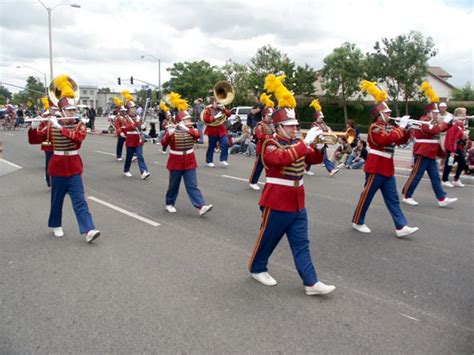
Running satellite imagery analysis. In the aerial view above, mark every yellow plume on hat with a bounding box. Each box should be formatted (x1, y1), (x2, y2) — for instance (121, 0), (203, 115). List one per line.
(360, 80), (388, 104)
(310, 99), (322, 112)
(259, 93), (275, 108)
(159, 101), (169, 112)
(121, 90), (134, 103)
(167, 92), (188, 111)
(113, 97), (124, 107)
(420, 81), (439, 103)
(41, 96), (49, 110)
(52, 74), (75, 98)
(264, 74), (296, 109)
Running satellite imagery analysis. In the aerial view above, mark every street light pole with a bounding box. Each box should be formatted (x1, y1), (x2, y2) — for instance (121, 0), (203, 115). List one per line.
(140, 54), (161, 100)
(16, 65), (48, 94)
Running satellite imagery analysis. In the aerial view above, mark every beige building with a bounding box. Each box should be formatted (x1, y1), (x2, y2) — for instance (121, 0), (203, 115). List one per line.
(78, 85), (98, 108)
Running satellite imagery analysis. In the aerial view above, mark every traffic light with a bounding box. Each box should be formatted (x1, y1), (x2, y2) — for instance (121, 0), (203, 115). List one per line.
(130, 76), (134, 85)
(117, 77), (121, 85)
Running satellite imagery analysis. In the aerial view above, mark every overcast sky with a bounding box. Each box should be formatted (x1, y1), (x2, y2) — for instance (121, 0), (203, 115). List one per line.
(0, 0), (472, 93)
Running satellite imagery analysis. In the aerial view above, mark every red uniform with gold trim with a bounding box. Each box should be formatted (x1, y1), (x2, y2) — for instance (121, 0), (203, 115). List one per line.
(254, 121), (275, 156)
(33, 120), (87, 176)
(114, 114), (127, 137)
(161, 127), (200, 170)
(365, 120), (409, 177)
(259, 135), (323, 212)
(122, 116), (143, 147)
(203, 105), (231, 137)
(413, 115), (449, 159)
(444, 120), (465, 152)
(28, 120), (54, 152)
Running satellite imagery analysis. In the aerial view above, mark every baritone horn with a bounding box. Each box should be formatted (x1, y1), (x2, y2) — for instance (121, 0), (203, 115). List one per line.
(200, 81), (235, 126)
(314, 127), (356, 145)
(48, 76), (80, 106)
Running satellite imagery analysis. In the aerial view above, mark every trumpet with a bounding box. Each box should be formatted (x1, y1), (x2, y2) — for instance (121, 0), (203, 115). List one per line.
(313, 127), (356, 145)
(390, 116), (432, 129)
(25, 116), (80, 122)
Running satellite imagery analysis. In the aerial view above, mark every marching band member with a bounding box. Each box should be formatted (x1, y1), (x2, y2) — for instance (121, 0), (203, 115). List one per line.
(28, 97), (56, 187)
(121, 90), (151, 180)
(306, 99), (339, 177)
(203, 97), (231, 167)
(248, 93), (275, 191)
(32, 75), (100, 242)
(161, 92), (213, 216)
(401, 82), (457, 207)
(158, 101), (171, 154)
(441, 107), (469, 187)
(352, 80), (418, 238)
(248, 74), (335, 296)
(113, 97), (128, 161)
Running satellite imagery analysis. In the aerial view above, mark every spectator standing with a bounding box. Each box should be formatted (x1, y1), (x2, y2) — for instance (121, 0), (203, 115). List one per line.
(193, 98), (205, 144)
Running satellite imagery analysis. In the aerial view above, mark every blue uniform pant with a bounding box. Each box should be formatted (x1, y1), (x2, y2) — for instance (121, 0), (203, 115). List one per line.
(48, 174), (95, 234)
(197, 121), (205, 144)
(248, 208), (318, 286)
(124, 145), (148, 174)
(116, 136), (126, 159)
(166, 169), (206, 208)
(402, 155), (446, 200)
(44, 151), (52, 187)
(353, 173), (408, 230)
(206, 135), (228, 163)
(249, 155), (264, 184)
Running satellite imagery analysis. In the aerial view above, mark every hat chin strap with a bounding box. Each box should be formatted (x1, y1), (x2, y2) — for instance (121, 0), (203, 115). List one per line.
(277, 125), (292, 140)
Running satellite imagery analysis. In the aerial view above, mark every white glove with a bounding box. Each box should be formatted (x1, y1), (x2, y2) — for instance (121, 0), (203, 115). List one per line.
(304, 127), (323, 145)
(168, 126), (175, 135)
(31, 120), (40, 129)
(120, 132), (126, 138)
(443, 115), (454, 124)
(398, 115), (410, 129)
(50, 117), (61, 129)
(214, 111), (224, 120)
(315, 143), (325, 150)
(141, 124), (146, 130)
(178, 122), (189, 132)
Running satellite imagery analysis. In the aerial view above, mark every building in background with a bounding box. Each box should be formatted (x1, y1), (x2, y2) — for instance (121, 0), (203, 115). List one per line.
(79, 85), (98, 108)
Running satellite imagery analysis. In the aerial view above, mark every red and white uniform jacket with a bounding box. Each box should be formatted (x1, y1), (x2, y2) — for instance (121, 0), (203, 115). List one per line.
(28, 120), (54, 152)
(365, 120), (409, 177)
(203, 105), (231, 137)
(30, 120), (86, 176)
(161, 128), (200, 171)
(114, 114), (127, 138)
(413, 115), (449, 159)
(259, 135), (323, 212)
(255, 121), (275, 156)
(122, 115), (143, 147)
(444, 120), (466, 152)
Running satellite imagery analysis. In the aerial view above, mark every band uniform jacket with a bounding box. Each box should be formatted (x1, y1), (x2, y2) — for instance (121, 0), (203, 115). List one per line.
(412, 115), (449, 159)
(203, 105), (231, 137)
(28, 120), (53, 152)
(161, 128), (200, 171)
(254, 121), (275, 156)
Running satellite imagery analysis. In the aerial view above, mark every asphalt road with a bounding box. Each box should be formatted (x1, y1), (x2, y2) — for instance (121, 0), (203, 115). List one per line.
(0, 129), (473, 353)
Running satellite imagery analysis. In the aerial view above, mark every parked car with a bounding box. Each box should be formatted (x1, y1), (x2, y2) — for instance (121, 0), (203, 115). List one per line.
(228, 106), (251, 126)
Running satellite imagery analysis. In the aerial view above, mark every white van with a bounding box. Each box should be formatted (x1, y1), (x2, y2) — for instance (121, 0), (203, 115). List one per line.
(229, 106), (252, 126)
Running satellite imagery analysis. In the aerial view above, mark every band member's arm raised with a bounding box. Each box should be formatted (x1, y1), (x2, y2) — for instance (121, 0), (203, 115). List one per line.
(60, 122), (87, 144)
(254, 124), (266, 141)
(304, 145), (324, 165)
(187, 127), (200, 140)
(263, 140), (307, 167)
(369, 124), (407, 146)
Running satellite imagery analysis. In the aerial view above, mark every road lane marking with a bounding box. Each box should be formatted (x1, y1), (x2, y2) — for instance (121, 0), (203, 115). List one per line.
(95, 150), (116, 156)
(400, 313), (420, 321)
(4, 133), (14, 136)
(87, 196), (161, 227)
(0, 159), (23, 169)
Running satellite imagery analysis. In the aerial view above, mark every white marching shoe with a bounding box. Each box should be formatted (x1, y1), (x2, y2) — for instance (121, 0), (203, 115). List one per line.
(141, 171), (151, 180)
(305, 281), (336, 295)
(452, 180), (465, 187)
(249, 183), (260, 191)
(329, 169), (339, 177)
(438, 197), (458, 207)
(85, 229), (100, 243)
(220, 160), (229, 167)
(395, 226), (419, 238)
(124, 171), (132, 177)
(402, 197), (419, 206)
(53, 227), (64, 238)
(304, 170), (315, 176)
(251, 272), (278, 286)
(352, 223), (371, 233)
(206, 162), (216, 168)
(199, 204), (213, 216)
(165, 205), (177, 213)
(441, 181), (454, 188)
(116, 157), (123, 161)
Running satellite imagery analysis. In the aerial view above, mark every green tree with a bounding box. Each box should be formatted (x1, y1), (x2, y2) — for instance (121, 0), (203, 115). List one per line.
(321, 42), (366, 121)
(0, 85), (12, 105)
(294, 64), (317, 97)
(221, 59), (251, 105)
(98, 87), (111, 93)
(11, 76), (46, 109)
(162, 61), (225, 102)
(366, 31), (436, 115)
(452, 82), (474, 101)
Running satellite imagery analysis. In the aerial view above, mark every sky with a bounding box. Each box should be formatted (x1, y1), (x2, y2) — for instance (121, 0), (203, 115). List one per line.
(0, 0), (472, 94)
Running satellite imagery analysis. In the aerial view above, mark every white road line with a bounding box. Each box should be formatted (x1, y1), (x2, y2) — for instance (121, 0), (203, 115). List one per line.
(400, 313), (420, 321)
(87, 196), (161, 227)
(221, 174), (265, 185)
(4, 133), (14, 136)
(95, 150), (116, 157)
(0, 159), (23, 169)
